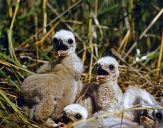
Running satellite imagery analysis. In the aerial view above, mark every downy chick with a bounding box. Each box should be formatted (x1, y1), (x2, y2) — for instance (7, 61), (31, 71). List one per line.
(56, 103), (88, 128)
(79, 56), (123, 113)
(73, 108), (143, 128)
(122, 86), (163, 128)
(37, 29), (83, 81)
(22, 30), (84, 125)
(53, 103), (142, 128)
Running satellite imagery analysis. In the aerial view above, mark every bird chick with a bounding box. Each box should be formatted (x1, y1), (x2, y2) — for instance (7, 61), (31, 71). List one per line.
(89, 56), (123, 112)
(74, 111), (144, 128)
(22, 30), (84, 124)
(77, 56), (123, 118)
(37, 30), (83, 81)
(122, 86), (163, 128)
(58, 104), (143, 128)
(56, 103), (88, 128)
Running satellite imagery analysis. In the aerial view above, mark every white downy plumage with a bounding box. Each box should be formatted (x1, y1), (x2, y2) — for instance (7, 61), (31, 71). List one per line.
(122, 86), (163, 128)
(22, 30), (84, 126)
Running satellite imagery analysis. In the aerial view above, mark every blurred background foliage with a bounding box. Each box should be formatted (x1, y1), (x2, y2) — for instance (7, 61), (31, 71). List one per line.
(0, 0), (163, 127)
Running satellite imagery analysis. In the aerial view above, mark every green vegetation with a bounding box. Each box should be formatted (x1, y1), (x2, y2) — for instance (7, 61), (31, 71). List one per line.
(0, 0), (163, 127)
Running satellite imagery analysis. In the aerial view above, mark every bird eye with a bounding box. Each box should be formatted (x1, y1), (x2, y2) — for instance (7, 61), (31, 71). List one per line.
(74, 114), (82, 120)
(108, 64), (115, 70)
(53, 37), (59, 44)
(67, 39), (73, 44)
(155, 111), (162, 120)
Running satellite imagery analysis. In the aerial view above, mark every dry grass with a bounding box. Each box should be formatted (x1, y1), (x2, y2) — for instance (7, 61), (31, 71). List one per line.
(0, 0), (163, 127)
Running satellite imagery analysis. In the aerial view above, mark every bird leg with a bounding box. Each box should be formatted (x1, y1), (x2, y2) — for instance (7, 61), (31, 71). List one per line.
(34, 95), (57, 121)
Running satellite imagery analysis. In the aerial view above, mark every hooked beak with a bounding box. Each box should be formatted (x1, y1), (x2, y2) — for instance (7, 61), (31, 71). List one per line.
(60, 112), (74, 124)
(95, 66), (109, 82)
(140, 111), (156, 128)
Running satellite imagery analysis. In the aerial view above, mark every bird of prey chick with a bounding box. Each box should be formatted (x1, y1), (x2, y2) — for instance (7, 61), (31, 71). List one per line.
(122, 86), (163, 128)
(55, 103), (88, 128)
(57, 103), (143, 128)
(37, 30), (83, 81)
(79, 56), (123, 114)
(76, 86), (163, 128)
(73, 108), (143, 128)
(22, 30), (84, 125)
(94, 56), (123, 112)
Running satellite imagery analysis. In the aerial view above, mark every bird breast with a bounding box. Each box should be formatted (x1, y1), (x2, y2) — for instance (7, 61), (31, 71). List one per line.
(96, 83), (118, 110)
(61, 53), (83, 81)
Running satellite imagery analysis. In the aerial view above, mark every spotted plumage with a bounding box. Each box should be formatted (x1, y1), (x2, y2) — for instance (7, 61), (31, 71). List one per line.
(93, 56), (123, 112)
(78, 56), (123, 116)
(96, 82), (118, 110)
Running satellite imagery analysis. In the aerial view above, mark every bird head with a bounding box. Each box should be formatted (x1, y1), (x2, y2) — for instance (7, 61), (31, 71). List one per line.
(122, 86), (163, 128)
(52, 30), (76, 57)
(93, 56), (119, 83)
(140, 109), (163, 128)
(59, 104), (88, 127)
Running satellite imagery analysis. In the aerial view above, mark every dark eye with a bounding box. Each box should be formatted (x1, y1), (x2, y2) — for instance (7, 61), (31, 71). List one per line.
(155, 112), (162, 120)
(74, 114), (82, 120)
(108, 64), (115, 70)
(67, 39), (73, 44)
(53, 37), (59, 44)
